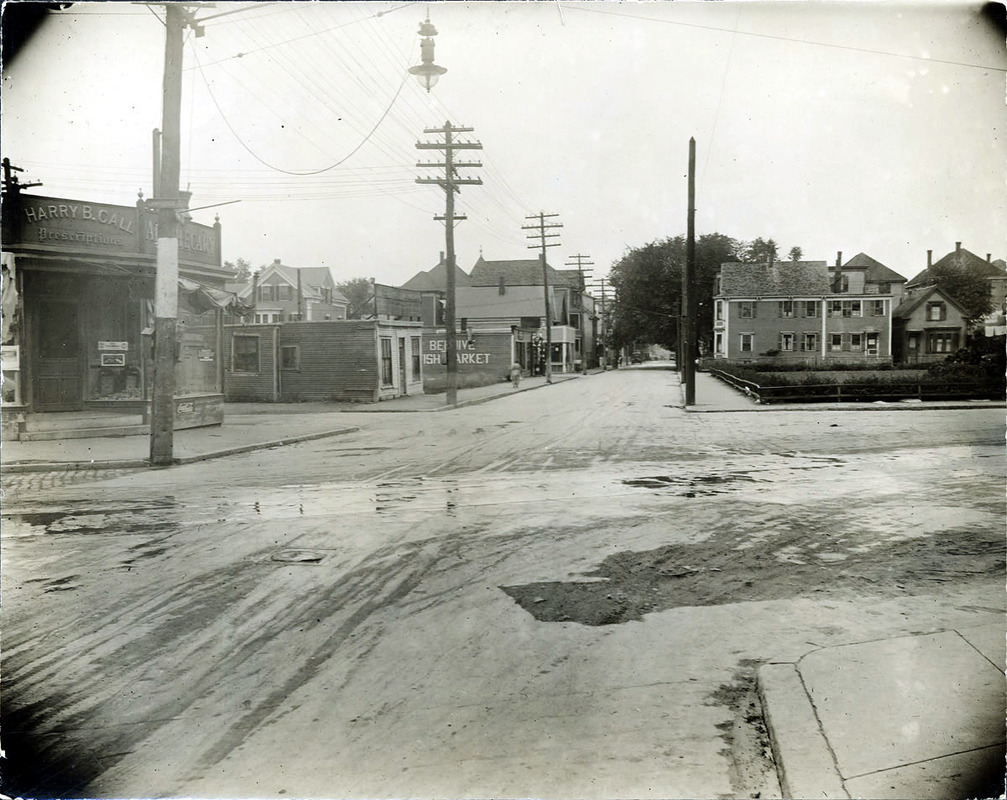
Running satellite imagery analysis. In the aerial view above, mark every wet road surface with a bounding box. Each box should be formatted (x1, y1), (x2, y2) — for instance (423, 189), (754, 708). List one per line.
(3, 369), (1004, 799)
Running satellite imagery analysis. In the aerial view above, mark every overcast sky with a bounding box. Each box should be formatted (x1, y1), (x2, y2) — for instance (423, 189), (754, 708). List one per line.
(3, 1), (1005, 286)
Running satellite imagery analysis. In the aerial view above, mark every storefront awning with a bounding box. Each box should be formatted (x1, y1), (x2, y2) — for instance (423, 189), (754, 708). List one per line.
(178, 277), (253, 315)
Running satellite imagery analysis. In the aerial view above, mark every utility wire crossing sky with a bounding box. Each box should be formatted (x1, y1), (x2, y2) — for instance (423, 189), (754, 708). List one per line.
(3, 1), (1004, 286)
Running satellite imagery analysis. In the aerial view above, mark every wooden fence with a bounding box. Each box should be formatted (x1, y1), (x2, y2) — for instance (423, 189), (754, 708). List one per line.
(707, 369), (1005, 404)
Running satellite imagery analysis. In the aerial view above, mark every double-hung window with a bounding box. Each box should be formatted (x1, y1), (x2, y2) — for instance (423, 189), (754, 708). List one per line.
(739, 301), (756, 319)
(232, 334), (260, 373)
(740, 333), (754, 353)
(380, 338), (393, 386)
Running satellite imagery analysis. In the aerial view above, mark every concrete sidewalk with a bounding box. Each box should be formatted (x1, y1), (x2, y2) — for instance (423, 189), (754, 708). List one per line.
(759, 623), (1005, 799)
(0, 374), (581, 472)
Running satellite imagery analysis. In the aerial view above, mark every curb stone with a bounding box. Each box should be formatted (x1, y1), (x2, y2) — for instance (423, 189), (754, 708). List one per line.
(758, 662), (849, 799)
(1, 426), (360, 473)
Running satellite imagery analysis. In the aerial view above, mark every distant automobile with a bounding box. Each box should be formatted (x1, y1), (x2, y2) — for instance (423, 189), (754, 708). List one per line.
(630, 352), (643, 364)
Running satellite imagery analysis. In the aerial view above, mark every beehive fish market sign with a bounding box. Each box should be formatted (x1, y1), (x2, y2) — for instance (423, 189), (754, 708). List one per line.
(424, 337), (491, 365)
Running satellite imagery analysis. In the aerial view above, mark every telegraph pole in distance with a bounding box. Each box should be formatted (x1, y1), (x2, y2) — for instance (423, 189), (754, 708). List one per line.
(416, 122), (482, 406)
(523, 212), (562, 383)
(684, 137), (697, 406)
(566, 253), (593, 374)
(589, 277), (610, 369)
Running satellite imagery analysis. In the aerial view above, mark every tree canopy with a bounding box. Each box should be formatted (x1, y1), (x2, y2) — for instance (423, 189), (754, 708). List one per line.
(337, 277), (376, 319)
(223, 257), (253, 282)
(921, 261), (995, 324)
(607, 233), (742, 351)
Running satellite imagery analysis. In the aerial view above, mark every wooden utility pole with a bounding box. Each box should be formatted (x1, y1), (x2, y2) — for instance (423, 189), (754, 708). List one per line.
(683, 137), (697, 406)
(589, 278), (610, 368)
(523, 212), (562, 383)
(416, 122), (482, 406)
(148, 3), (188, 466)
(566, 253), (593, 373)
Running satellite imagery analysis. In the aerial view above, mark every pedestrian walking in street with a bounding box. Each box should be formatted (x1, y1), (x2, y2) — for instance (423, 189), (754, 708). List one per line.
(509, 362), (522, 389)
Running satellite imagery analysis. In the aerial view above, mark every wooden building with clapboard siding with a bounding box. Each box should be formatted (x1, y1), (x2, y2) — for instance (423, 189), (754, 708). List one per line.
(223, 319), (423, 403)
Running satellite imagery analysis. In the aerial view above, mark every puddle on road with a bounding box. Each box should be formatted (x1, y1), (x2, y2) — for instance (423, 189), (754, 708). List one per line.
(3, 500), (179, 537)
(622, 473), (759, 496)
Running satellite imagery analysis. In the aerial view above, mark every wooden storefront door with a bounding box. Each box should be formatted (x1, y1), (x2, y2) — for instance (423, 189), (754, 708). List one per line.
(398, 337), (407, 395)
(34, 298), (83, 411)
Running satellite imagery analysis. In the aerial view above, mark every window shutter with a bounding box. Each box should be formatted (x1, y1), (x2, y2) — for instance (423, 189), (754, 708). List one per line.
(842, 333), (850, 351)
(752, 302), (758, 318)
(778, 302), (783, 318)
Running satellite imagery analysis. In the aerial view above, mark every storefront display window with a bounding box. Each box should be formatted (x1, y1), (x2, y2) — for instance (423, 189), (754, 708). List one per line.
(176, 292), (221, 396)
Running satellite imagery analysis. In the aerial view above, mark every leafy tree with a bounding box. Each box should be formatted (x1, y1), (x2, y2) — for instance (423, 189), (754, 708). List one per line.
(921, 261), (995, 324)
(223, 257), (253, 282)
(337, 277), (376, 319)
(788, 246), (804, 262)
(741, 237), (779, 263)
(606, 233), (742, 352)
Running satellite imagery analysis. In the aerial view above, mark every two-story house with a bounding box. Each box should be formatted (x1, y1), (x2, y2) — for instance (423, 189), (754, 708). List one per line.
(467, 255), (585, 373)
(905, 243), (1007, 337)
(828, 252), (907, 305)
(713, 254), (895, 363)
(236, 259), (349, 323)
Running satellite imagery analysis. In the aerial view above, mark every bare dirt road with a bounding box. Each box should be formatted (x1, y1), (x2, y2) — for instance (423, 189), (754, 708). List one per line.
(3, 368), (1003, 799)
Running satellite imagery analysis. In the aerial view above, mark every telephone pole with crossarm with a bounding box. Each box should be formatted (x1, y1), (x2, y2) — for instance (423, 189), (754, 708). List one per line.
(523, 212), (562, 383)
(416, 122), (482, 406)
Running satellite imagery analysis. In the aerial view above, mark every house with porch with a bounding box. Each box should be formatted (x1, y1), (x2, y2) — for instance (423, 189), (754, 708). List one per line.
(905, 243), (1007, 338)
(891, 285), (969, 364)
(712, 254), (894, 363)
(467, 255), (589, 374)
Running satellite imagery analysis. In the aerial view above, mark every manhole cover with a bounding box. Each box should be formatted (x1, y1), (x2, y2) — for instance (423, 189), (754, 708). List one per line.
(271, 549), (326, 564)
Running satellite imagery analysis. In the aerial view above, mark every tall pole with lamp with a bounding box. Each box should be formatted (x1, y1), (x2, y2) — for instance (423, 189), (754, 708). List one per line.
(411, 16), (482, 407)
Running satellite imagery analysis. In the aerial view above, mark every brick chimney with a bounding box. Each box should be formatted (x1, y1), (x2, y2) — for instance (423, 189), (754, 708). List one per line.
(955, 242), (962, 253)
(833, 251), (843, 292)
(987, 253), (992, 263)
(498, 276), (506, 295)
(927, 250), (932, 268)
(273, 258), (281, 265)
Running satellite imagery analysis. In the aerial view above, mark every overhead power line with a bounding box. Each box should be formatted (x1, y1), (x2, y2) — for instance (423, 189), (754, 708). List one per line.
(563, 2), (1007, 73)
(191, 36), (411, 175)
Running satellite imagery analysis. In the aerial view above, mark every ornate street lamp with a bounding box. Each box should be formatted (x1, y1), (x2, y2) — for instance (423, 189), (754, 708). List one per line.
(409, 15), (447, 92)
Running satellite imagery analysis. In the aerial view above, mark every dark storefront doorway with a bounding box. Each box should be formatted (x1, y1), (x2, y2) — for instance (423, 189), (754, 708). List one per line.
(398, 337), (407, 395)
(33, 297), (83, 411)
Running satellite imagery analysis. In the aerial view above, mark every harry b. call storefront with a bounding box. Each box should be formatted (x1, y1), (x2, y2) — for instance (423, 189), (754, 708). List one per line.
(1, 192), (238, 440)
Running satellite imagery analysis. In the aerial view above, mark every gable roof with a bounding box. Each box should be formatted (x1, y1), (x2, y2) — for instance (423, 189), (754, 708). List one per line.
(455, 285), (552, 318)
(718, 260), (830, 297)
(906, 245), (1005, 287)
(892, 284), (969, 320)
(469, 256), (579, 288)
(400, 257), (472, 292)
(235, 262), (347, 304)
(839, 253), (906, 283)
